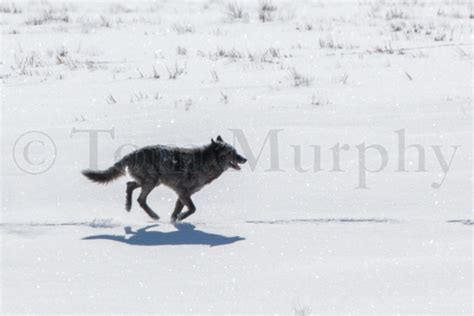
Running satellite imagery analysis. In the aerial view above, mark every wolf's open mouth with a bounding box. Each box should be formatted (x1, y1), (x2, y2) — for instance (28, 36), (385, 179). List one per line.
(229, 161), (241, 170)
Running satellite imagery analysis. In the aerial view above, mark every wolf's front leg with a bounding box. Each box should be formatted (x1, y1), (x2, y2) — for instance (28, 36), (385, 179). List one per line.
(176, 195), (196, 221)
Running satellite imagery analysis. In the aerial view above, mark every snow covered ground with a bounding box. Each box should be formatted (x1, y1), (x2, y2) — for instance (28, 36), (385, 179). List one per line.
(1, 0), (472, 314)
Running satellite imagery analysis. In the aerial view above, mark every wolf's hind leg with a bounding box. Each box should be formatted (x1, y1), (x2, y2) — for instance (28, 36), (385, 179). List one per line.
(125, 181), (140, 211)
(171, 199), (184, 222)
(177, 195), (196, 221)
(137, 182), (160, 220)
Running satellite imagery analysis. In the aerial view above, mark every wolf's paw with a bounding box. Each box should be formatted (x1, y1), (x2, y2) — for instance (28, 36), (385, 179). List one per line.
(176, 216), (188, 222)
(148, 213), (160, 220)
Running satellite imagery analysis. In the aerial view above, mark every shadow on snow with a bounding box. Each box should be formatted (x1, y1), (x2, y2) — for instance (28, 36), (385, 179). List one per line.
(246, 218), (400, 224)
(82, 222), (245, 247)
(446, 219), (473, 226)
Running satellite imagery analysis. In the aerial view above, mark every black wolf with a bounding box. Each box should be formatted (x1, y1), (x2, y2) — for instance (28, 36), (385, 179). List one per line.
(82, 136), (247, 222)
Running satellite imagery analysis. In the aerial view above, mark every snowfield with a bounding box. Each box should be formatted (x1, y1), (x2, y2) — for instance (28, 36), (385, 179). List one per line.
(1, 0), (472, 314)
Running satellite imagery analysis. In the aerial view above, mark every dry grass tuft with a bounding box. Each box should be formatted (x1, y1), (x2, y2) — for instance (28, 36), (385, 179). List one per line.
(385, 8), (407, 20)
(176, 46), (188, 56)
(289, 68), (313, 87)
(166, 62), (187, 79)
(224, 2), (249, 22)
(25, 9), (70, 25)
(172, 23), (194, 34)
(258, 0), (277, 22)
(0, 2), (22, 13)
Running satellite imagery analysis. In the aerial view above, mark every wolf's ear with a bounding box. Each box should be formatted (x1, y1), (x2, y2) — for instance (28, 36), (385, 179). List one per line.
(216, 135), (223, 142)
(211, 138), (216, 145)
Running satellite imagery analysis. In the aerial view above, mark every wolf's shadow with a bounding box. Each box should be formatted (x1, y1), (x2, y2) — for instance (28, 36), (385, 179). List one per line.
(83, 223), (245, 247)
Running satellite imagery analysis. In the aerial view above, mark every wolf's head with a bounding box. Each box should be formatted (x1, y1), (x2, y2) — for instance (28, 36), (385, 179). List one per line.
(211, 135), (247, 171)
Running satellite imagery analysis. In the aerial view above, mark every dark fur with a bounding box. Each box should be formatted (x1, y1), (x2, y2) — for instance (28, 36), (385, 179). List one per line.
(82, 136), (247, 221)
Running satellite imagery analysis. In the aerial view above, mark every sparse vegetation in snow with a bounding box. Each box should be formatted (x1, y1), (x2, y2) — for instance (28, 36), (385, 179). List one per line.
(289, 67), (313, 87)
(224, 1), (249, 22)
(258, 0), (277, 22)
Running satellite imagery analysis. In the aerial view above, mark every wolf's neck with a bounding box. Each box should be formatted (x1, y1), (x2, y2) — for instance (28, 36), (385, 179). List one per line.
(199, 145), (224, 180)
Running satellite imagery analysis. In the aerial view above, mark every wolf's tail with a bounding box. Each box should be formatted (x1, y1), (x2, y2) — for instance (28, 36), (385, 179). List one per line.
(82, 161), (125, 184)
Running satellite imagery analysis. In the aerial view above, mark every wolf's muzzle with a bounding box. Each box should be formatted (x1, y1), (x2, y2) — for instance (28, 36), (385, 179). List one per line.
(236, 154), (247, 164)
